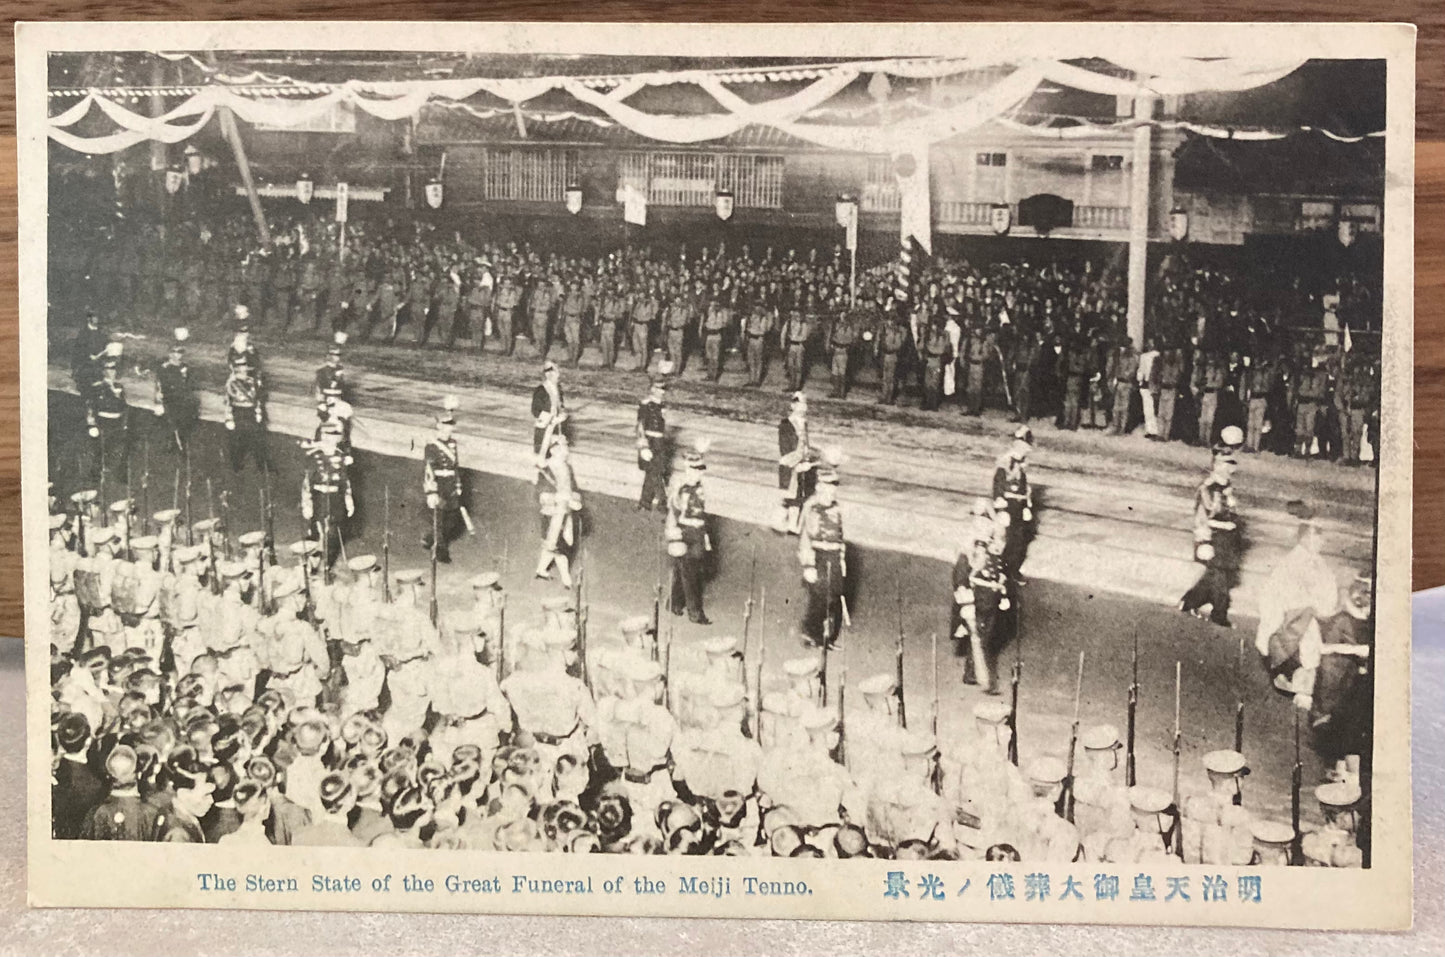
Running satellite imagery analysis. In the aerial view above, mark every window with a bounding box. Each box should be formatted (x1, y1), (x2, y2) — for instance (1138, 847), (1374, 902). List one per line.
(977, 152), (1007, 167)
(972, 151), (1008, 203)
(478, 148), (578, 202)
(617, 151), (784, 209)
(862, 155), (900, 212)
(1091, 154), (1124, 172)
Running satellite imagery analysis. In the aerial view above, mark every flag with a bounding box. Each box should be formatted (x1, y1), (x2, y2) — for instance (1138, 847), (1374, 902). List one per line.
(623, 184), (648, 227)
(893, 141), (932, 256)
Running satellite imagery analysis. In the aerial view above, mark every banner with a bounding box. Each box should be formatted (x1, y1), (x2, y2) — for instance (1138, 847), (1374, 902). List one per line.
(335, 181), (349, 223)
(622, 184), (647, 226)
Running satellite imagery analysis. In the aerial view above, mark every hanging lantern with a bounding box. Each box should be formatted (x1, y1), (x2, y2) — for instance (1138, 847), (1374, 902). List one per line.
(184, 144), (203, 176)
(715, 188), (734, 222)
(564, 183), (583, 216)
(296, 173), (314, 205)
(425, 177), (444, 210)
(990, 203), (1012, 236)
(164, 163), (184, 195)
(1337, 218), (1358, 248)
(1169, 206), (1190, 242)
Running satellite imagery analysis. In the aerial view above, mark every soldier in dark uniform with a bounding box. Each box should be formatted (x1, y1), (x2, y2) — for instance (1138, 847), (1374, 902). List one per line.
(531, 361), (566, 455)
(313, 336), (349, 406)
(781, 295), (813, 393)
(878, 309), (908, 405)
(435, 268), (464, 350)
(667, 444), (712, 626)
(88, 357), (130, 484)
(71, 312), (109, 395)
(597, 280), (627, 370)
(302, 417), (354, 567)
(224, 358), (269, 474)
(493, 272), (521, 356)
(920, 317), (950, 412)
(408, 265), (437, 348)
(154, 330), (199, 455)
(1109, 338), (1140, 435)
(969, 511), (1014, 696)
(226, 322), (260, 375)
(270, 247), (296, 332)
(826, 306), (857, 399)
(1155, 343), (1185, 443)
(1059, 333), (1090, 430)
(1294, 353), (1328, 459)
(321, 257), (348, 335)
(636, 377), (669, 512)
(1339, 356), (1377, 465)
(1195, 351), (1228, 447)
(777, 391), (814, 534)
(701, 288), (733, 382)
(528, 273), (557, 359)
(742, 295), (775, 386)
(1244, 352), (1277, 453)
(630, 282), (660, 372)
(463, 260), (493, 352)
(1011, 329), (1044, 423)
(559, 279), (588, 367)
(664, 291), (694, 375)
(1179, 431), (1243, 627)
(991, 426), (1035, 581)
(964, 320), (991, 416)
(422, 397), (466, 564)
(797, 458), (846, 648)
(296, 250), (324, 334)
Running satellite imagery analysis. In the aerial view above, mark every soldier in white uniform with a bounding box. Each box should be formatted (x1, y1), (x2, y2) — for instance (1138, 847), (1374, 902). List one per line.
(49, 514), (81, 654)
(334, 554), (387, 718)
(757, 704), (859, 838)
(379, 570), (435, 744)
(470, 572), (507, 668)
(848, 673), (907, 783)
(117, 535), (165, 658)
(610, 655), (678, 827)
(259, 577), (330, 707)
(77, 525), (125, 653)
(501, 626), (596, 798)
(428, 609), (513, 776)
(672, 681), (761, 846)
(209, 560), (261, 694)
(151, 507), (182, 574)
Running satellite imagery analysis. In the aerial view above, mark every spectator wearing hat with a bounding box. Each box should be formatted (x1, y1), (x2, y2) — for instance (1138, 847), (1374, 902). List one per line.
(292, 772), (363, 847)
(78, 744), (163, 841)
(52, 712), (104, 840)
(635, 376), (670, 512)
(159, 748), (216, 842)
(1180, 434), (1243, 627)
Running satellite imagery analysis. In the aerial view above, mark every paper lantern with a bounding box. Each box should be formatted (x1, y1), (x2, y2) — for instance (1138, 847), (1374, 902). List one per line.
(564, 183), (583, 215)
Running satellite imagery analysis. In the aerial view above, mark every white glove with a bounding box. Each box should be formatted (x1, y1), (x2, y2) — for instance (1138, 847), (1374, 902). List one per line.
(1022, 507), (1033, 523)
(225, 419), (235, 431)
(953, 586), (971, 605)
(1295, 693), (1313, 712)
(802, 566), (818, 585)
(426, 493), (439, 510)
(999, 596), (1011, 611)
(346, 499), (355, 518)
(88, 426), (99, 439)
(302, 503), (313, 522)
(640, 447), (653, 462)
(840, 555), (848, 578)
(153, 404), (165, 417)
(1196, 543), (1215, 563)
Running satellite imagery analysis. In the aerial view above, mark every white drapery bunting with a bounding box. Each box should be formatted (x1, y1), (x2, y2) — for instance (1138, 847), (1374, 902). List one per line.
(47, 55), (1310, 156)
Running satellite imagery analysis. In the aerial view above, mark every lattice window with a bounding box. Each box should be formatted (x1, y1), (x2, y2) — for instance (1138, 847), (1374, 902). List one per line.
(618, 151), (785, 209)
(478, 148), (578, 201)
(861, 156), (900, 212)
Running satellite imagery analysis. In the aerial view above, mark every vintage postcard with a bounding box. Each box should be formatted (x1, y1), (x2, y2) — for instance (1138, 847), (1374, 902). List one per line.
(17, 21), (1414, 928)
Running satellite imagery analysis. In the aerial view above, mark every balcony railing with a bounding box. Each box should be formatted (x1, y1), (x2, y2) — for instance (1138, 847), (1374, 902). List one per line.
(1072, 205), (1131, 230)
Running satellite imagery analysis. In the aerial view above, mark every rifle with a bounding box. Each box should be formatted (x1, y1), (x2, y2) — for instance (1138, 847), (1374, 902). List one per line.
(1126, 627), (1139, 788)
(651, 522), (664, 663)
(1171, 659), (1184, 859)
(74, 497), (88, 559)
(139, 437), (150, 538)
(835, 639), (848, 770)
(429, 500), (439, 626)
(1007, 658), (1021, 767)
(741, 544), (757, 662)
(263, 466), (277, 568)
(218, 488), (233, 560)
(121, 439), (134, 560)
(298, 540), (315, 622)
(895, 577), (907, 729)
(820, 561), (833, 707)
(930, 631), (942, 795)
(1291, 708), (1303, 866)
(1234, 631), (1246, 805)
(1057, 651), (1084, 823)
(662, 620), (673, 712)
(98, 433), (108, 526)
(382, 486), (393, 604)
(255, 492), (269, 616)
(752, 586), (767, 742)
(183, 444), (193, 546)
(205, 479), (221, 596)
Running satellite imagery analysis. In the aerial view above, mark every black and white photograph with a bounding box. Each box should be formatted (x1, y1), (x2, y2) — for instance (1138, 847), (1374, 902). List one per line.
(17, 21), (1414, 927)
